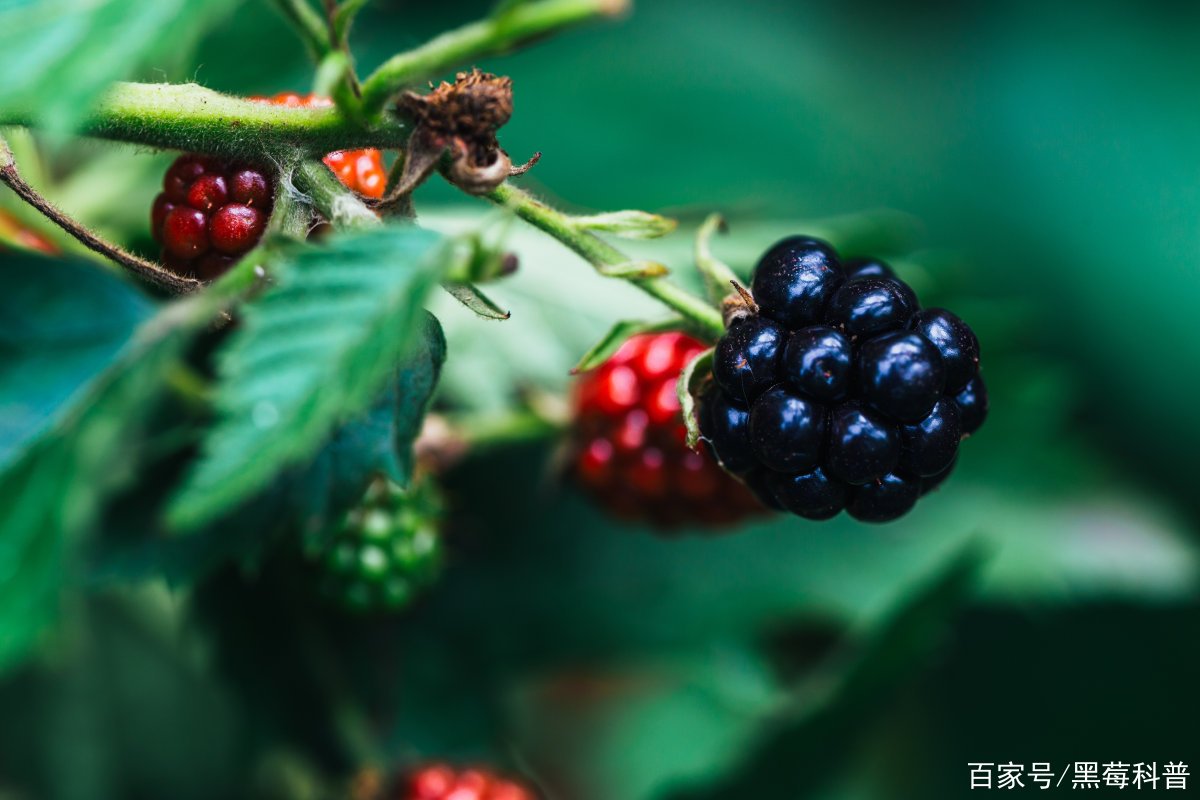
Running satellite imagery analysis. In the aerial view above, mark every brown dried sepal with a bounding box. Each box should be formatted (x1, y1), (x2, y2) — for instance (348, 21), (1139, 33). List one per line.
(395, 69), (515, 196)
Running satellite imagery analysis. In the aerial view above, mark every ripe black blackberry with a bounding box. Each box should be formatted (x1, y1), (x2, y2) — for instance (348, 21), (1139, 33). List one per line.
(699, 237), (986, 523)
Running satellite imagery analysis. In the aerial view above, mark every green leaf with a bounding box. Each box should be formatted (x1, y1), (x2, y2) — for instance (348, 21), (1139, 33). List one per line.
(0, 295), (214, 672)
(168, 226), (449, 531)
(442, 282), (511, 320)
(572, 317), (686, 374)
(677, 347), (713, 448)
(91, 314), (444, 585)
(0, 0), (243, 133)
(0, 253), (153, 470)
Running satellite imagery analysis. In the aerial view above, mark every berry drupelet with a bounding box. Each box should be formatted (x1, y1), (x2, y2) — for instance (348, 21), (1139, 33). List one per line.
(305, 477), (443, 613)
(152, 92), (388, 281)
(699, 236), (986, 523)
(571, 332), (765, 529)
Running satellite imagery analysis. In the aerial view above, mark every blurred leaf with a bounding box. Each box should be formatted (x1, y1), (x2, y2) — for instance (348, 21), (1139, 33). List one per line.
(572, 317), (685, 373)
(0, 253), (153, 470)
(442, 282), (511, 320)
(168, 227), (449, 531)
(572, 210), (678, 240)
(665, 542), (987, 800)
(0, 293), (214, 672)
(91, 319), (444, 585)
(0, 0), (243, 133)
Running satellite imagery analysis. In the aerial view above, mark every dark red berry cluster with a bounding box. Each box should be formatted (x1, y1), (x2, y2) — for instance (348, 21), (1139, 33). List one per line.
(402, 765), (535, 800)
(571, 332), (765, 528)
(700, 237), (986, 523)
(151, 156), (272, 280)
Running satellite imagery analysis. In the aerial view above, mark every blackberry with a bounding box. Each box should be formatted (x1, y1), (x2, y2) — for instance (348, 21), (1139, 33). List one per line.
(909, 308), (980, 392)
(858, 331), (946, 423)
(400, 765), (536, 800)
(749, 386), (826, 473)
(751, 236), (844, 329)
(848, 472), (920, 522)
(954, 374), (989, 436)
(782, 326), (852, 402)
(825, 277), (917, 337)
(826, 401), (899, 485)
(152, 156), (272, 280)
(712, 315), (785, 405)
(700, 236), (985, 523)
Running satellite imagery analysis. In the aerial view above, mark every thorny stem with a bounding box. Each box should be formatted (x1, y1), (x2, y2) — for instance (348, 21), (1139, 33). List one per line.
(0, 138), (201, 294)
(358, 0), (628, 117)
(485, 182), (726, 340)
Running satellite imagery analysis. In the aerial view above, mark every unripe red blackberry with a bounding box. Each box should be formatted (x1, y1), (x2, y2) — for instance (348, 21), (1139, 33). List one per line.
(401, 764), (536, 800)
(570, 331), (765, 529)
(151, 155), (272, 280)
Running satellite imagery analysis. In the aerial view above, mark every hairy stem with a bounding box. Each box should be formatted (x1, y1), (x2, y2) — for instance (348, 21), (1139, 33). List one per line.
(358, 0), (628, 116)
(0, 82), (409, 160)
(0, 138), (200, 294)
(294, 158), (381, 230)
(486, 183), (725, 340)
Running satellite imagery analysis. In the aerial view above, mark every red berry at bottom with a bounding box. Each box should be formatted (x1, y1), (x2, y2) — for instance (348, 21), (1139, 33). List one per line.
(570, 332), (766, 530)
(402, 765), (536, 800)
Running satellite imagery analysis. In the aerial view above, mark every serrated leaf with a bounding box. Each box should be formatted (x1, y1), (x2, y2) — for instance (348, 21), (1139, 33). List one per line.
(0, 253), (153, 470)
(168, 226), (449, 531)
(572, 317), (685, 374)
(0, 0), (243, 133)
(678, 347), (713, 448)
(442, 282), (511, 320)
(0, 294), (214, 672)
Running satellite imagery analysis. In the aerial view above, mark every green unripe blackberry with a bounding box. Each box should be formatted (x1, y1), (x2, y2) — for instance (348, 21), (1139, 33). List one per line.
(308, 477), (443, 613)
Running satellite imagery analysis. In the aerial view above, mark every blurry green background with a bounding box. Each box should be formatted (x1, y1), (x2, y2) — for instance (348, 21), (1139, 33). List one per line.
(3, 1), (1200, 799)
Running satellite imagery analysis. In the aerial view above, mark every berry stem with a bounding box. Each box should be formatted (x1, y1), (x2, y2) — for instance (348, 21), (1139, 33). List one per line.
(357, 0), (628, 117)
(293, 158), (382, 230)
(0, 136), (201, 294)
(694, 213), (740, 303)
(270, 0), (335, 62)
(0, 82), (408, 161)
(485, 182), (726, 340)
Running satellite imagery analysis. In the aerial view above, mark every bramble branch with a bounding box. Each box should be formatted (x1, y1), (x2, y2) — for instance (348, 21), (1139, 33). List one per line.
(0, 138), (201, 294)
(358, 0), (628, 117)
(0, 82), (408, 161)
(485, 182), (725, 340)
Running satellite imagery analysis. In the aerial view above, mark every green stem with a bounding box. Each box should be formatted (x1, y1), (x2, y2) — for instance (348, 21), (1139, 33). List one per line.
(358, 0), (628, 116)
(486, 182), (725, 340)
(0, 82), (408, 160)
(293, 158), (382, 230)
(269, 0), (334, 62)
(0, 135), (201, 294)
